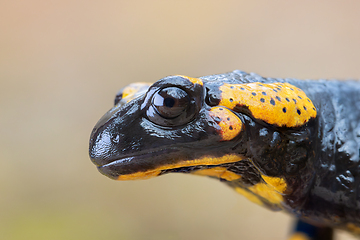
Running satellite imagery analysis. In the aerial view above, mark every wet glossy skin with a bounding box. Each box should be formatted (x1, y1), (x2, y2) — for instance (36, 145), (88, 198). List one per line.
(89, 70), (360, 239)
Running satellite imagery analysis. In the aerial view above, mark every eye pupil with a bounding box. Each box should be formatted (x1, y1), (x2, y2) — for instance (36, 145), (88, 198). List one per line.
(151, 87), (189, 120)
(146, 81), (201, 127)
(164, 97), (175, 108)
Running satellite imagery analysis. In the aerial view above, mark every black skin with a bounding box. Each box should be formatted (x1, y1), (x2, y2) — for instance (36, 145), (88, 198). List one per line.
(89, 70), (360, 239)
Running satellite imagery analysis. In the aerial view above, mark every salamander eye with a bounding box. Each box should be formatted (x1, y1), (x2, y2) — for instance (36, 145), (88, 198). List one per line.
(152, 87), (189, 119)
(146, 87), (197, 127)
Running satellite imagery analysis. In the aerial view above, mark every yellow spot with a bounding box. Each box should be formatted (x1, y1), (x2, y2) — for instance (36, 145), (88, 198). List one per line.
(193, 167), (241, 181)
(288, 233), (311, 240)
(122, 82), (151, 98)
(262, 175), (287, 193)
(218, 82), (317, 127)
(235, 187), (264, 206)
(347, 223), (360, 234)
(248, 182), (284, 205)
(122, 87), (136, 99)
(209, 107), (243, 141)
(117, 154), (244, 180)
(121, 82), (152, 103)
(177, 75), (204, 86)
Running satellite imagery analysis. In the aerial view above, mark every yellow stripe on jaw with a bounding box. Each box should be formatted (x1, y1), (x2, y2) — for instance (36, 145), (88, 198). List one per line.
(248, 182), (284, 205)
(235, 187), (264, 206)
(261, 175), (287, 193)
(117, 154), (244, 180)
(235, 182), (284, 208)
(218, 82), (317, 128)
(234, 176), (287, 208)
(192, 167), (241, 181)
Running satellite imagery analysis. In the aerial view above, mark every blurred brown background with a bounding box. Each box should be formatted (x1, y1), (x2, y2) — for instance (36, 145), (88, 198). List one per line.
(1, 1), (360, 240)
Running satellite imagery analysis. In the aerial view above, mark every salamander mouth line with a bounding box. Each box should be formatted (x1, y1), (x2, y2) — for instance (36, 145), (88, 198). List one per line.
(99, 156), (135, 168)
(99, 150), (245, 180)
(97, 148), (178, 168)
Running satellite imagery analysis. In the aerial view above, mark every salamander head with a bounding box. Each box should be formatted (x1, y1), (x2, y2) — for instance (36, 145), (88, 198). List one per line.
(89, 75), (246, 180)
(89, 74), (317, 210)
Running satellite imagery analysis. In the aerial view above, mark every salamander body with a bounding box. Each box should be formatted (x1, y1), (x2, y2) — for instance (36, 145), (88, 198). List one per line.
(89, 70), (360, 239)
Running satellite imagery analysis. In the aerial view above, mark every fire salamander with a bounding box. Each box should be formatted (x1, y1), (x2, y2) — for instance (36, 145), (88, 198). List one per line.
(89, 70), (360, 240)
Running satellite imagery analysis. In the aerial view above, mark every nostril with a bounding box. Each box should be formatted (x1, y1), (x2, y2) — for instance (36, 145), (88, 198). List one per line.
(89, 130), (118, 166)
(89, 94), (144, 168)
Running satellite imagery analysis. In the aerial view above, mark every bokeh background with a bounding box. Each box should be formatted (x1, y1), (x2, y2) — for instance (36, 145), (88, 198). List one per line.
(1, 1), (360, 240)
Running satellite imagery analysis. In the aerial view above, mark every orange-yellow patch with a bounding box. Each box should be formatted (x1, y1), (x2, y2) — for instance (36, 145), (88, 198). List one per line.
(235, 182), (284, 208)
(177, 75), (204, 86)
(121, 82), (152, 103)
(122, 82), (152, 98)
(209, 107), (243, 141)
(262, 175), (287, 193)
(218, 82), (317, 127)
(248, 182), (284, 206)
